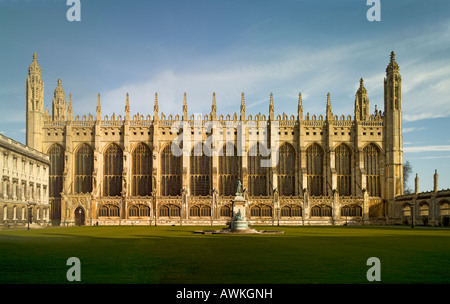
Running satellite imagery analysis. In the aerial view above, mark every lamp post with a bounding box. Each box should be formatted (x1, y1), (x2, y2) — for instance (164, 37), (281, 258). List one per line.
(410, 202), (414, 228)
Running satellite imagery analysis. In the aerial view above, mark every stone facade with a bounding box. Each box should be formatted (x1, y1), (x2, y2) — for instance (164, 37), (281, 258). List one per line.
(0, 133), (50, 228)
(24, 52), (405, 226)
(392, 171), (450, 226)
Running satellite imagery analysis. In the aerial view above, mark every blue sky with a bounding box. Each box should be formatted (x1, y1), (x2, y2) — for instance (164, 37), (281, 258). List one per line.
(0, 0), (449, 192)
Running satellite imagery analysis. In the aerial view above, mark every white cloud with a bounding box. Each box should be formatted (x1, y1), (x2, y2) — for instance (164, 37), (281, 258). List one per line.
(94, 43), (381, 120)
(404, 145), (450, 153)
(402, 127), (425, 134)
(72, 19), (450, 123)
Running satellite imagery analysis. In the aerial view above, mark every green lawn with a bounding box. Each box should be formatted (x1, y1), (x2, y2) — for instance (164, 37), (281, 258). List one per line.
(0, 225), (449, 284)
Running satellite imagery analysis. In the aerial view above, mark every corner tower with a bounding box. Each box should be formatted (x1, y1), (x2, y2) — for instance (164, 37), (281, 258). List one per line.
(26, 52), (44, 151)
(383, 51), (403, 200)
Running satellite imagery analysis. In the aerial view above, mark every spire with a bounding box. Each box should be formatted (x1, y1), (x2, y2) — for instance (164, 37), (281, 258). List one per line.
(183, 92), (188, 120)
(125, 92), (130, 121)
(96, 93), (101, 121)
(28, 52), (41, 76)
(54, 78), (65, 99)
(357, 78), (367, 94)
(326, 92), (333, 120)
(355, 78), (369, 121)
(68, 93), (73, 121)
(269, 92), (274, 120)
(240, 92), (246, 121)
(415, 173), (419, 194)
(211, 92), (217, 120)
(298, 92), (303, 120)
(386, 51), (399, 73)
(154, 92), (159, 121)
(434, 170), (439, 192)
(52, 78), (66, 121)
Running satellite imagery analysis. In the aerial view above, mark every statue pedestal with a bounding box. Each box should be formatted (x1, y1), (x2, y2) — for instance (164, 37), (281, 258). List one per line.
(231, 195), (249, 231)
(232, 221), (249, 230)
(194, 192), (285, 235)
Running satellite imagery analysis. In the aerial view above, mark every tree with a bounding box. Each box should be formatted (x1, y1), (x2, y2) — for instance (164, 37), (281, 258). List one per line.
(403, 161), (413, 194)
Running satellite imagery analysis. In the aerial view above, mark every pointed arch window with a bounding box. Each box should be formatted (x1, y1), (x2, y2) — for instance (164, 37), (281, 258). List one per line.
(280, 204), (302, 217)
(218, 143), (240, 196)
(190, 143), (211, 196)
(219, 205), (232, 217)
(364, 144), (381, 197)
(335, 144), (352, 196)
(439, 200), (450, 216)
(98, 204), (120, 218)
(311, 204), (332, 217)
(189, 204), (211, 217)
(277, 143), (296, 196)
(341, 205), (362, 217)
(161, 144), (182, 196)
(74, 144), (93, 194)
(48, 144), (64, 198)
(250, 204), (272, 217)
(159, 204), (180, 218)
(132, 143), (152, 196)
(248, 144), (268, 196)
(103, 144), (123, 196)
(129, 204), (150, 217)
(306, 143), (324, 196)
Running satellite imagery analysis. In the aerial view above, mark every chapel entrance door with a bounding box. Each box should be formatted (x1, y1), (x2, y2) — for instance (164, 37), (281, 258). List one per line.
(75, 207), (85, 226)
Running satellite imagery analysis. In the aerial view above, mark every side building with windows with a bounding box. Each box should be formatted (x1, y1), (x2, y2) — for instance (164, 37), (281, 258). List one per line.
(393, 171), (450, 226)
(25, 51), (406, 226)
(0, 133), (50, 228)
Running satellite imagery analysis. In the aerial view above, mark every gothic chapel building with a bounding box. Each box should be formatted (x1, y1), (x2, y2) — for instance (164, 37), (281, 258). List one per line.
(25, 52), (406, 226)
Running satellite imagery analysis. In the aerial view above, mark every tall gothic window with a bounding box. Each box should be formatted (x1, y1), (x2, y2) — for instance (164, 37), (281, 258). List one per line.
(335, 144), (352, 196)
(132, 143), (152, 196)
(277, 143), (296, 196)
(103, 144), (123, 196)
(248, 144), (268, 196)
(306, 143), (324, 196)
(160, 144), (182, 196)
(74, 144), (93, 194)
(218, 143), (240, 196)
(48, 144), (64, 198)
(48, 144), (64, 222)
(190, 143), (211, 196)
(364, 143), (381, 197)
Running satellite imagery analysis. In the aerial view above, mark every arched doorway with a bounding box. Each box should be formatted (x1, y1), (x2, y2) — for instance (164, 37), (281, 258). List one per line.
(75, 207), (85, 226)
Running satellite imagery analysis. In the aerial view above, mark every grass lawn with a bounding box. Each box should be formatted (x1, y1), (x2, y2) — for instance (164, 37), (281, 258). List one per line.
(0, 225), (449, 284)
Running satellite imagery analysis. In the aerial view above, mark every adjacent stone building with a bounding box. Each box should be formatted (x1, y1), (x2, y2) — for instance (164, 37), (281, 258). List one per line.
(24, 51), (408, 226)
(393, 171), (450, 226)
(0, 133), (50, 228)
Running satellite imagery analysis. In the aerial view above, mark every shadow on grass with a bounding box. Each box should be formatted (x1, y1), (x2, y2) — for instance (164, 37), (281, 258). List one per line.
(0, 225), (449, 284)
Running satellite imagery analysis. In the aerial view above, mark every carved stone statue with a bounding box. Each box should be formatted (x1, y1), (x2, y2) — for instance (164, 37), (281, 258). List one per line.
(235, 179), (243, 197)
(235, 209), (243, 221)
